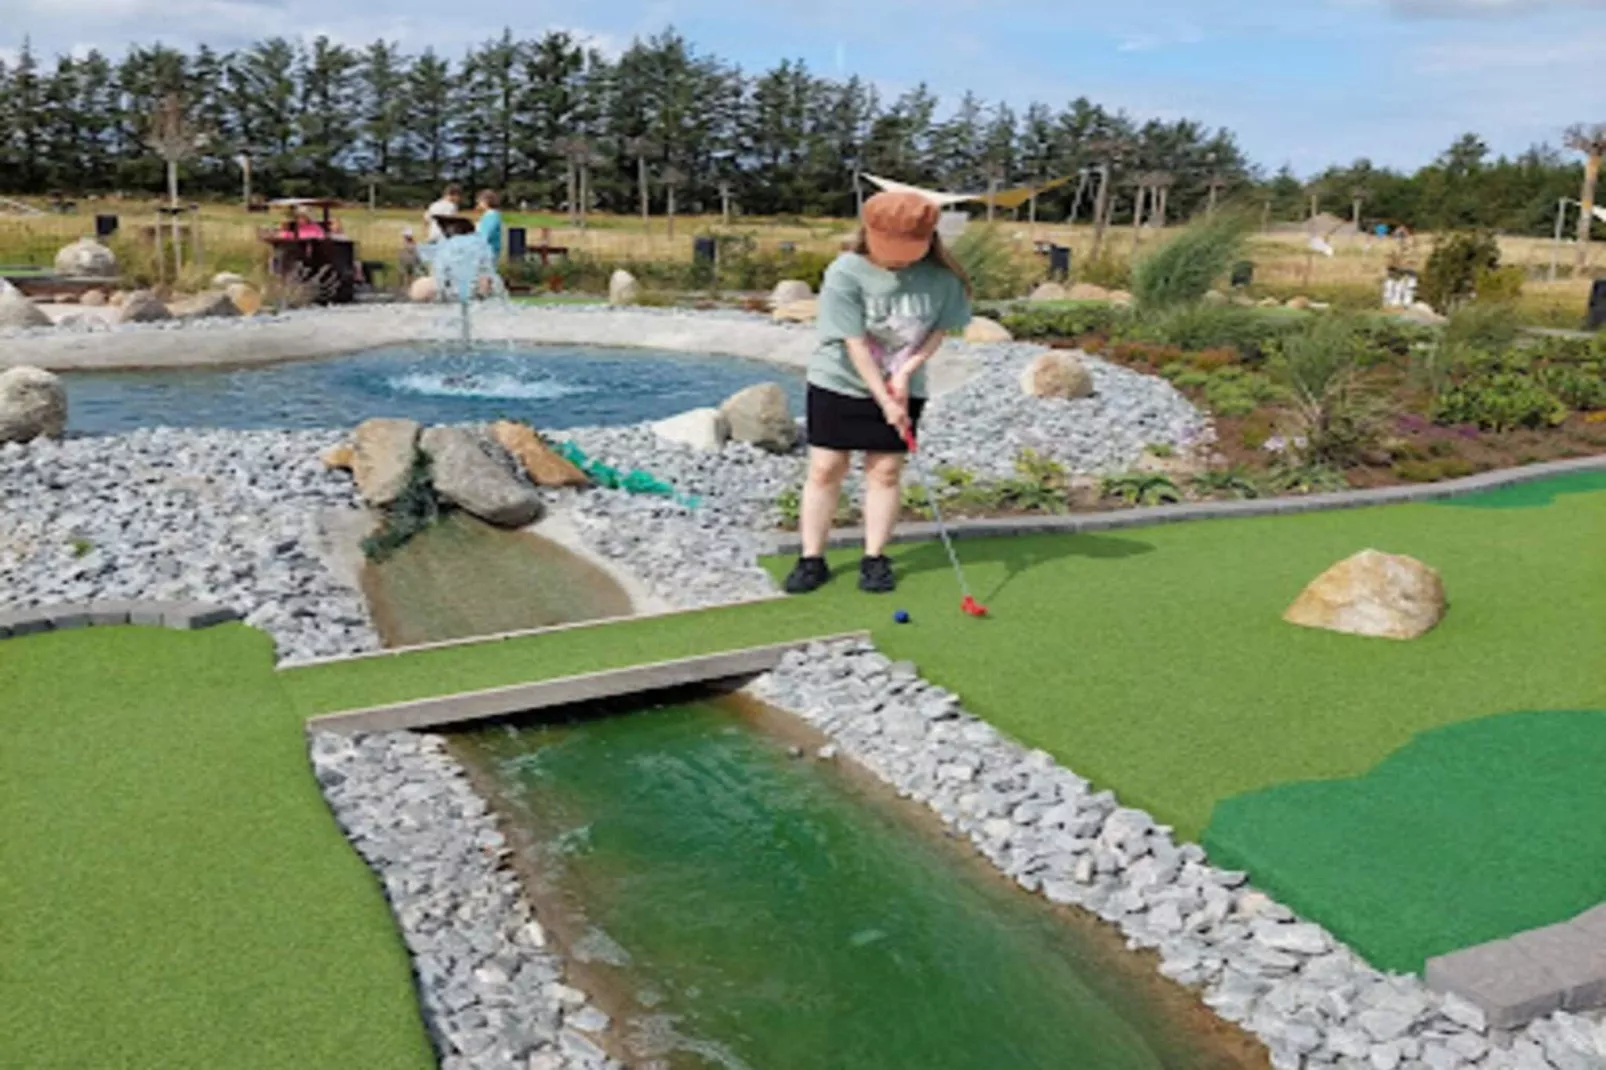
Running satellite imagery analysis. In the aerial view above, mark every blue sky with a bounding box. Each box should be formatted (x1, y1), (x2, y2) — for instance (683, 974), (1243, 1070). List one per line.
(3, 0), (1603, 174)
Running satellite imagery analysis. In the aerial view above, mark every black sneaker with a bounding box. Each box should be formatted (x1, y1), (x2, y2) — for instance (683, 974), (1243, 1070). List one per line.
(858, 555), (896, 593)
(784, 556), (832, 594)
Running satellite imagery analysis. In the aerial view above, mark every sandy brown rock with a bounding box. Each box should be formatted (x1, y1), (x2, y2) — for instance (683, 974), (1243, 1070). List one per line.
(963, 316), (1013, 343)
(1020, 351), (1094, 399)
(1067, 282), (1111, 302)
(1029, 281), (1069, 302)
(351, 418), (420, 506)
(489, 420), (589, 487)
(1284, 549), (1446, 640)
(321, 443), (355, 470)
(771, 298), (817, 323)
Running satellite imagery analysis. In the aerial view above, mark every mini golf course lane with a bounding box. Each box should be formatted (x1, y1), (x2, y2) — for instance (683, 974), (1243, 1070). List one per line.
(1204, 709), (1606, 974)
(0, 625), (433, 1070)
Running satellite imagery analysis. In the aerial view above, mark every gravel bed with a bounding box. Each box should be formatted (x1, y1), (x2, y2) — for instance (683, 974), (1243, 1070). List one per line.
(0, 427), (375, 662)
(311, 731), (621, 1070)
(749, 637), (1606, 1070)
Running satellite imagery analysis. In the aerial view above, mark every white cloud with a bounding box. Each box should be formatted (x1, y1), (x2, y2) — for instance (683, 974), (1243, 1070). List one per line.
(1415, 31), (1606, 72)
(1356, 0), (1606, 15)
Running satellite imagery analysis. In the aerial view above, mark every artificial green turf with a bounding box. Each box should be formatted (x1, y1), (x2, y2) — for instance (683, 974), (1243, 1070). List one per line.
(291, 481), (1606, 843)
(0, 626), (434, 1070)
(1432, 467), (1606, 509)
(1204, 710), (1606, 973)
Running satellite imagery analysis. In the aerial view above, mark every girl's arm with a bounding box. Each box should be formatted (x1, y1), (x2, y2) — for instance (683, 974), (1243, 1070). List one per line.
(886, 330), (947, 403)
(845, 336), (910, 432)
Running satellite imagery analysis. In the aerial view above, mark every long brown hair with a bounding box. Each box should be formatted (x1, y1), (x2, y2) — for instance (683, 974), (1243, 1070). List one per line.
(852, 226), (973, 297)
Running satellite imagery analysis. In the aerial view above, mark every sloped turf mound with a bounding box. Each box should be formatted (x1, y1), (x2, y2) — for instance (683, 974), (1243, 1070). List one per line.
(1436, 469), (1606, 509)
(1203, 710), (1606, 974)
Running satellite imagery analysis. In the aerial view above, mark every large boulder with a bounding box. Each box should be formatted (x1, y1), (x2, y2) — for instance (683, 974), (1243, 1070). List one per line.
(608, 269), (639, 306)
(1067, 282), (1111, 302)
(652, 408), (728, 453)
(171, 290), (240, 320)
(80, 289), (109, 307)
(963, 316), (1013, 343)
(720, 382), (798, 453)
(1029, 281), (1069, 302)
(351, 417), (421, 506)
(1283, 549), (1446, 640)
(117, 291), (172, 324)
(0, 290), (52, 329)
(408, 276), (440, 303)
(420, 425), (543, 528)
(771, 298), (817, 323)
(488, 420), (589, 487)
(53, 237), (117, 278)
(0, 366), (68, 443)
(770, 279), (813, 307)
(226, 282), (262, 316)
(1020, 351), (1094, 399)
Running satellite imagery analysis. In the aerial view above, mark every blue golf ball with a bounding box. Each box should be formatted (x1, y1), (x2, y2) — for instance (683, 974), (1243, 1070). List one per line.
(894, 610), (911, 624)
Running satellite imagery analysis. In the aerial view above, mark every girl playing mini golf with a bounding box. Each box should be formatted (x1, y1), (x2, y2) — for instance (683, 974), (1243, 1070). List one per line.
(784, 190), (972, 596)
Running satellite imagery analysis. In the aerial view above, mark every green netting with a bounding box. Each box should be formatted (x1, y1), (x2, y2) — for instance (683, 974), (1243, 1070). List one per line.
(1203, 709), (1606, 974)
(555, 441), (701, 507)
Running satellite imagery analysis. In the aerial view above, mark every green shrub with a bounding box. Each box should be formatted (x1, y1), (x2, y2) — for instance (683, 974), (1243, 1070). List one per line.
(1130, 210), (1256, 311)
(950, 225), (1035, 300)
(1268, 316), (1390, 466)
(1262, 460), (1349, 494)
(1420, 230), (1500, 313)
(1433, 374), (1569, 431)
(1540, 363), (1606, 411)
(1392, 457), (1479, 483)
(1000, 302), (1124, 340)
(1202, 365), (1282, 417)
(1189, 466), (1261, 499)
(1444, 301), (1522, 354)
(1474, 265), (1525, 304)
(1078, 251), (1132, 291)
(774, 485), (802, 527)
(1100, 472), (1182, 506)
(1124, 303), (1300, 361)
(362, 451), (440, 561)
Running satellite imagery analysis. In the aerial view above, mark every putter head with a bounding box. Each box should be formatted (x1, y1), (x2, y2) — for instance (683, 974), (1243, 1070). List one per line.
(960, 595), (988, 617)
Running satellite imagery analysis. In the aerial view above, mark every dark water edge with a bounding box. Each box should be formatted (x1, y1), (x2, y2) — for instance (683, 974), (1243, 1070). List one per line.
(452, 697), (1268, 1070)
(61, 343), (806, 434)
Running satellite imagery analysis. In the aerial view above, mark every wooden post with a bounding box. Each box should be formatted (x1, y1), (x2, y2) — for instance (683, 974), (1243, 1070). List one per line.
(1090, 164), (1111, 261)
(191, 206), (202, 269)
(1262, 200), (1272, 231)
(1551, 197), (1568, 282)
(152, 212), (165, 285)
(1130, 184), (1146, 256)
(1577, 151), (1600, 273)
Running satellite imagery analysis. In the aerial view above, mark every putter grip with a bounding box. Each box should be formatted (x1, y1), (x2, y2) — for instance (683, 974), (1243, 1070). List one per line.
(902, 430), (918, 452)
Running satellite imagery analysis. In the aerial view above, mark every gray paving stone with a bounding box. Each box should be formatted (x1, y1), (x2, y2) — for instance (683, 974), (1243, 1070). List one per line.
(85, 600), (141, 626)
(46, 604), (94, 630)
(128, 602), (173, 626)
(0, 609), (52, 637)
(1426, 938), (1566, 1029)
(1572, 904), (1606, 941)
(161, 601), (239, 630)
(1511, 921), (1606, 1011)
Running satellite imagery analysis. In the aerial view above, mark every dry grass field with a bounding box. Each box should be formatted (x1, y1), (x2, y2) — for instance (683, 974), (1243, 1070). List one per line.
(1, 196), (1596, 324)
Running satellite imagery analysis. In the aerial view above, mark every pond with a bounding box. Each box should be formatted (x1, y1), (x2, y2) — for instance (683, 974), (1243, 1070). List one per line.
(455, 699), (1266, 1070)
(61, 343), (806, 434)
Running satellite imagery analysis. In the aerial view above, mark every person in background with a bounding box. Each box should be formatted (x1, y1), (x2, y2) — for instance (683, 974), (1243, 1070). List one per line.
(426, 183), (462, 242)
(398, 227), (422, 288)
(475, 190), (504, 260)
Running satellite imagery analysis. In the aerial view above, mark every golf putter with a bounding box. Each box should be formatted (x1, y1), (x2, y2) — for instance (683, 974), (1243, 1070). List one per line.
(903, 429), (988, 618)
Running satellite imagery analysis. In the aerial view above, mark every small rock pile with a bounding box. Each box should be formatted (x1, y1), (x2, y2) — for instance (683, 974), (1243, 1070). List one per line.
(311, 731), (621, 1070)
(749, 638), (1606, 1070)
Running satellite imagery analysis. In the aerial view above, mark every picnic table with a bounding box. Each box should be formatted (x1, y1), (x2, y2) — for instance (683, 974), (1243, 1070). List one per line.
(260, 197), (360, 304)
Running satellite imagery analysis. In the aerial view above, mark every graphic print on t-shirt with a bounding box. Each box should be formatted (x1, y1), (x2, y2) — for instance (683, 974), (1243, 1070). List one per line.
(863, 292), (937, 378)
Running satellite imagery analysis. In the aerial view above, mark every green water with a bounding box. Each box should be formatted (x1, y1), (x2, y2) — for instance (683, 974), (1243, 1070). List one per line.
(457, 702), (1261, 1070)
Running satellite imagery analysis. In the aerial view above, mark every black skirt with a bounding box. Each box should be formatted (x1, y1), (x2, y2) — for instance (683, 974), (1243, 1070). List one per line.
(806, 384), (927, 453)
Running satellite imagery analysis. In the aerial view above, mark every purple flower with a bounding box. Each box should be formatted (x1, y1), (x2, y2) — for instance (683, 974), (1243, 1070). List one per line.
(1396, 413), (1429, 433)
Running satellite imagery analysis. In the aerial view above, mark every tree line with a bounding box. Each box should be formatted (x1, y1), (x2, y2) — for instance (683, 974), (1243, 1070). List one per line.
(0, 30), (1592, 236)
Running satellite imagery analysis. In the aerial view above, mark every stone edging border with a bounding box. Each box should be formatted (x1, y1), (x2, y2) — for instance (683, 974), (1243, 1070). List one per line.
(0, 599), (239, 638)
(1428, 906), (1606, 1029)
(769, 454), (1606, 554)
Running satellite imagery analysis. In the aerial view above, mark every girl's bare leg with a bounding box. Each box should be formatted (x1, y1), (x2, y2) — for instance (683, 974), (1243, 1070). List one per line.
(862, 451), (906, 557)
(800, 447), (851, 557)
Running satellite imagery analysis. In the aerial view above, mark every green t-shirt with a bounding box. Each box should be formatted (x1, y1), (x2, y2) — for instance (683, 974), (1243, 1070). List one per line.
(808, 252), (972, 400)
